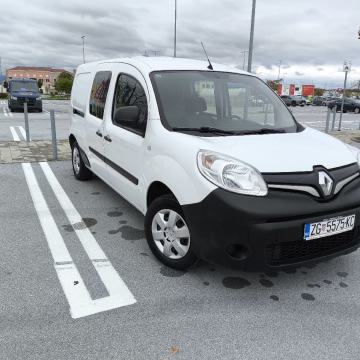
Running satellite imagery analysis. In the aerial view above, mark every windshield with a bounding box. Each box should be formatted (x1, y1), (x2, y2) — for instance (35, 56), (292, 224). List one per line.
(151, 71), (298, 135)
(10, 81), (39, 92)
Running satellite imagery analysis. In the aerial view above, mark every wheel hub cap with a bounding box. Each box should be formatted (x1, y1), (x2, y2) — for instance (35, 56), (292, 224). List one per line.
(151, 209), (190, 260)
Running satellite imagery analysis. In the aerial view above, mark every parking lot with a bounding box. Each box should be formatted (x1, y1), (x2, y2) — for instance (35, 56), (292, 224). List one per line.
(1, 159), (360, 359)
(0, 100), (70, 141)
(1, 101), (360, 359)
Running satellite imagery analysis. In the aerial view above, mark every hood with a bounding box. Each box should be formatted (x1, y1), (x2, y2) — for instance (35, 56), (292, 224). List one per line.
(196, 127), (357, 173)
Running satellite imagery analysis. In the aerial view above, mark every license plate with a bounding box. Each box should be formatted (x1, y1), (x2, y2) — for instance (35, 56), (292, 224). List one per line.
(304, 215), (355, 241)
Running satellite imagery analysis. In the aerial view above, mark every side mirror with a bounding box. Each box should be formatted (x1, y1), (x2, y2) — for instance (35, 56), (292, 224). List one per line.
(114, 106), (139, 127)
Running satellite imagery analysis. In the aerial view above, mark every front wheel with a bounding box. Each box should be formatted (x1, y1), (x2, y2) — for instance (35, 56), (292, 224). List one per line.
(72, 142), (92, 180)
(145, 195), (198, 270)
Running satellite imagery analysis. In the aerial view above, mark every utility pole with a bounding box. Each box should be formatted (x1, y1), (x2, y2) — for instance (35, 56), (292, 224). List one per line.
(0, 57), (2, 76)
(338, 61), (351, 131)
(247, 0), (256, 73)
(174, 0), (177, 57)
(81, 35), (86, 64)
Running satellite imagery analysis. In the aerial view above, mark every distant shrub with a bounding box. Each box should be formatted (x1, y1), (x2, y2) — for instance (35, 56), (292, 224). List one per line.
(0, 93), (7, 99)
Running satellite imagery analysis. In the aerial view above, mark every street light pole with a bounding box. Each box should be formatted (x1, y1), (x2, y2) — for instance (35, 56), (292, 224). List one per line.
(247, 0), (256, 73)
(338, 61), (351, 131)
(277, 60), (282, 81)
(174, 0), (177, 57)
(240, 50), (248, 70)
(81, 35), (86, 64)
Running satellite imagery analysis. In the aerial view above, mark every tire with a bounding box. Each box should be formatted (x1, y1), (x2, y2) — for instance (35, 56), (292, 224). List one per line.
(71, 141), (92, 180)
(291, 101), (297, 107)
(354, 107), (360, 114)
(145, 194), (198, 270)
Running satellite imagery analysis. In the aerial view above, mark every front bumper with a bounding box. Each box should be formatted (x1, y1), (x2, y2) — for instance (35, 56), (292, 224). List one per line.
(9, 98), (42, 111)
(183, 178), (360, 271)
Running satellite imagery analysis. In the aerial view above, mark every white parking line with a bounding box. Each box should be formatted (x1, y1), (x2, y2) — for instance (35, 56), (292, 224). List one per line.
(3, 107), (13, 117)
(39, 162), (136, 317)
(9, 126), (20, 141)
(43, 109), (50, 114)
(22, 163), (94, 319)
(17, 126), (30, 141)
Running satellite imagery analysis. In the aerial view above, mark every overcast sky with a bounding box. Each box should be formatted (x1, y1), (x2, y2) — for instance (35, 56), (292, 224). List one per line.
(1, 0), (359, 87)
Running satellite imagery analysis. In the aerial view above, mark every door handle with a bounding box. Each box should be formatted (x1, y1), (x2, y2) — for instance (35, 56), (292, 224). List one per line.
(96, 130), (103, 137)
(104, 135), (112, 142)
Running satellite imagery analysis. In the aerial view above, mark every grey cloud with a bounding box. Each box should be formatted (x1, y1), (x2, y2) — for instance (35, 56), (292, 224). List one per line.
(1, 0), (360, 86)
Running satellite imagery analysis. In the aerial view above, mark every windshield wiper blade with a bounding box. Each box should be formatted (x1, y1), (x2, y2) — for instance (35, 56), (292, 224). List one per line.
(235, 128), (286, 135)
(172, 127), (237, 135)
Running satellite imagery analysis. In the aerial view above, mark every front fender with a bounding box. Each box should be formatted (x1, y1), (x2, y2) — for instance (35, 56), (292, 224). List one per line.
(144, 154), (216, 209)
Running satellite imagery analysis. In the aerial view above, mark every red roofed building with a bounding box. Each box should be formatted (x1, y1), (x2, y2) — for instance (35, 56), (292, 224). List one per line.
(6, 66), (71, 94)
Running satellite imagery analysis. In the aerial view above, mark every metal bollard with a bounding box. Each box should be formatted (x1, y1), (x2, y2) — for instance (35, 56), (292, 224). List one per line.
(331, 106), (336, 131)
(50, 110), (58, 160)
(23, 102), (30, 142)
(325, 107), (330, 133)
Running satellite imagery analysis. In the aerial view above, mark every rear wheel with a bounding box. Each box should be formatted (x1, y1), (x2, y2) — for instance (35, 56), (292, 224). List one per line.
(72, 142), (92, 180)
(291, 101), (297, 107)
(354, 107), (360, 114)
(145, 195), (197, 270)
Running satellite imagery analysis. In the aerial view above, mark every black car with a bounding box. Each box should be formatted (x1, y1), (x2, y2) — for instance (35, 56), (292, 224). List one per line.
(7, 79), (42, 112)
(328, 97), (360, 114)
(312, 96), (324, 106)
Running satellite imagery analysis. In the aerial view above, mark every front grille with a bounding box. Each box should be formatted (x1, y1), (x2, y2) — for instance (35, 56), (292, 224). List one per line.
(17, 97), (36, 106)
(266, 227), (360, 266)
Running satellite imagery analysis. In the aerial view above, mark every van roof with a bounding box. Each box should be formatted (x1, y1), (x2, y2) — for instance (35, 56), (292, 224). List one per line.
(75, 56), (251, 76)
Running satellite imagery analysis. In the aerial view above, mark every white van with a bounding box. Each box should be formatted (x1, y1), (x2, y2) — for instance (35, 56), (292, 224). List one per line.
(69, 56), (360, 271)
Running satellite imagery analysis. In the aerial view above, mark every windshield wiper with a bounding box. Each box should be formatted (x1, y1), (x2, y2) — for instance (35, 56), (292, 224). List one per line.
(234, 128), (286, 135)
(172, 127), (237, 135)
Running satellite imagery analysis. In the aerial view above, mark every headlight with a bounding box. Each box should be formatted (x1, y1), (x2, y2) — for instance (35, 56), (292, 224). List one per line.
(36, 97), (42, 101)
(197, 150), (268, 196)
(11, 96), (17, 100)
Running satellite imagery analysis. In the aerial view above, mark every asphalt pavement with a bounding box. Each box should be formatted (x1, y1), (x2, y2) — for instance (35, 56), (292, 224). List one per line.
(0, 99), (70, 141)
(1, 160), (360, 360)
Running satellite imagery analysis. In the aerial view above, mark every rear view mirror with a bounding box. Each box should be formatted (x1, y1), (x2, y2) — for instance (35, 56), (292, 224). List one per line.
(114, 106), (139, 127)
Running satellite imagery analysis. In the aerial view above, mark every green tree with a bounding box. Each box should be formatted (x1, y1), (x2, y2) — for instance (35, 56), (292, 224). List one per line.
(55, 71), (74, 94)
(314, 88), (324, 96)
(266, 79), (281, 92)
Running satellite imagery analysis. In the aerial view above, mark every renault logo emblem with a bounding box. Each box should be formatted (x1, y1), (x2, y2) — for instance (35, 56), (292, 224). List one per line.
(319, 171), (333, 196)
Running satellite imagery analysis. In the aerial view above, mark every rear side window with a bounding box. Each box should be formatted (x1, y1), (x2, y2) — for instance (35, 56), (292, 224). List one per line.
(89, 71), (112, 119)
(112, 74), (148, 132)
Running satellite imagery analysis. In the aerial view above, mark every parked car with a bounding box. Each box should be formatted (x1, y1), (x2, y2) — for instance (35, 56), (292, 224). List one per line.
(323, 97), (337, 107)
(6, 79), (42, 112)
(69, 56), (360, 271)
(328, 97), (360, 113)
(280, 95), (306, 107)
(312, 96), (325, 106)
